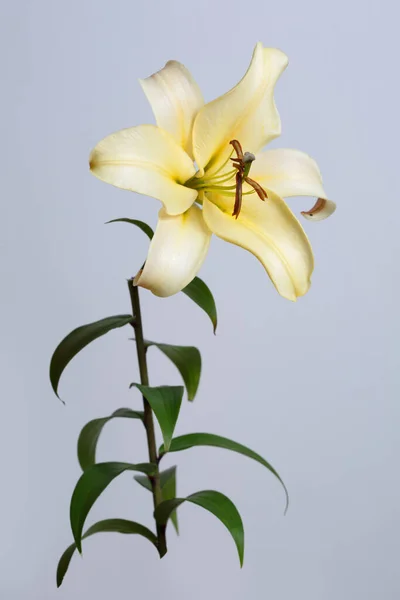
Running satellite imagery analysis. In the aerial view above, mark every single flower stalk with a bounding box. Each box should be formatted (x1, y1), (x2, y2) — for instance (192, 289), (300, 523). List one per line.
(90, 43), (335, 301)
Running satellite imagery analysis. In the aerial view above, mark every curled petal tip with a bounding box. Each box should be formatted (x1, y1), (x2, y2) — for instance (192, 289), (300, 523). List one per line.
(301, 198), (336, 221)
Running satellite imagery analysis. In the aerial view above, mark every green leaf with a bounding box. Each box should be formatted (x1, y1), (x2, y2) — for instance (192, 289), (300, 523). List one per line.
(134, 466), (179, 534)
(57, 518), (157, 587)
(160, 433), (289, 513)
(77, 408), (144, 471)
(154, 490), (244, 566)
(106, 218), (154, 240)
(145, 341), (201, 401)
(70, 462), (155, 552)
(182, 276), (218, 334)
(50, 315), (133, 400)
(131, 384), (183, 451)
(161, 469), (179, 535)
(134, 465), (175, 492)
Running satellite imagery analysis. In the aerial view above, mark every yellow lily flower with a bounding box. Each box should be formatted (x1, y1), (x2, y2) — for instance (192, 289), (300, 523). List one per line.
(90, 43), (335, 301)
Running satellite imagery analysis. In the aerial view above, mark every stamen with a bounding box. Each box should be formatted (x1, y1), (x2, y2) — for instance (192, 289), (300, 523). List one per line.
(206, 169), (236, 185)
(190, 169), (237, 191)
(198, 184), (238, 192)
(214, 190), (256, 198)
(230, 139), (244, 160)
(206, 148), (235, 178)
(232, 171), (242, 218)
(187, 140), (266, 217)
(228, 139), (266, 217)
(244, 176), (268, 201)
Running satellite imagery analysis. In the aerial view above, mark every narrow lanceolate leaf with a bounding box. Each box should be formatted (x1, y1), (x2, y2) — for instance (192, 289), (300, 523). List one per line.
(145, 341), (201, 401)
(77, 408), (144, 471)
(57, 518), (157, 587)
(160, 433), (289, 513)
(105, 218), (154, 240)
(154, 490), (244, 566)
(182, 276), (218, 334)
(131, 384), (183, 451)
(134, 465), (176, 492)
(70, 462), (155, 552)
(49, 315), (133, 400)
(135, 466), (179, 534)
(161, 468), (179, 534)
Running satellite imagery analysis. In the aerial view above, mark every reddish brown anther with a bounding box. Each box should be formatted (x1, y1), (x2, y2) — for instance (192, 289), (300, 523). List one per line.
(229, 140), (268, 219)
(230, 139), (244, 161)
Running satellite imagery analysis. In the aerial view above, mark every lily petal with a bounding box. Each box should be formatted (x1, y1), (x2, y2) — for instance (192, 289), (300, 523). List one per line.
(301, 198), (336, 221)
(203, 191), (313, 301)
(193, 43), (288, 175)
(135, 204), (211, 297)
(251, 148), (336, 221)
(90, 125), (197, 216)
(140, 61), (204, 159)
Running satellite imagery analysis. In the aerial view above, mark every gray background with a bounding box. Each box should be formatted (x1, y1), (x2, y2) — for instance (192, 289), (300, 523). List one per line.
(1, 0), (399, 598)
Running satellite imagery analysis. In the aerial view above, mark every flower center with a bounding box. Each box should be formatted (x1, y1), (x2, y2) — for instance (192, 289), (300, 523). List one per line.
(186, 140), (267, 218)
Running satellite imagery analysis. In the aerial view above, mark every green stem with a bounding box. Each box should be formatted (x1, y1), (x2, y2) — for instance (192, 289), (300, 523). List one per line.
(127, 280), (167, 557)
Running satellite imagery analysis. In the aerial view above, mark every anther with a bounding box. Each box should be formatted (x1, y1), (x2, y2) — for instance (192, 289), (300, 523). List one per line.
(229, 140), (268, 218)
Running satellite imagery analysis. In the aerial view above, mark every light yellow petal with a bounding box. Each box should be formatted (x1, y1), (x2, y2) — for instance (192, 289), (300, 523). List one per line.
(250, 148), (336, 221)
(203, 191), (313, 301)
(140, 61), (204, 158)
(300, 198), (336, 221)
(135, 204), (211, 297)
(89, 125), (197, 216)
(193, 43), (288, 174)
